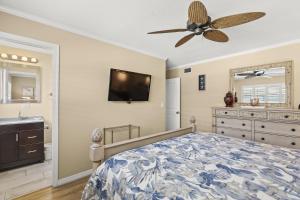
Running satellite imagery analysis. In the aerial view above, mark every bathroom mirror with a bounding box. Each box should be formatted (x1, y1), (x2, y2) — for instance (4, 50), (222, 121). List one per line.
(230, 61), (293, 108)
(0, 62), (41, 104)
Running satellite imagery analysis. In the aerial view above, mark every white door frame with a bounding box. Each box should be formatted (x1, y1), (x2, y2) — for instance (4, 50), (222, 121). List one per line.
(0, 31), (60, 187)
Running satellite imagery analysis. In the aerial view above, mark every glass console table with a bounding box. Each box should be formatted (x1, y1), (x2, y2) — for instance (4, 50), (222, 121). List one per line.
(103, 124), (140, 144)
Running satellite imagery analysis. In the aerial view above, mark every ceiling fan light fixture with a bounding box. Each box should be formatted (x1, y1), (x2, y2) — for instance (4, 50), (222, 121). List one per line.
(0, 53), (39, 64)
(11, 55), (18, 60)
(30, 57), (38, 63)
(21, 56), (28, 62)
(147, 1), (265, 47)
(0, 53), (8, 58)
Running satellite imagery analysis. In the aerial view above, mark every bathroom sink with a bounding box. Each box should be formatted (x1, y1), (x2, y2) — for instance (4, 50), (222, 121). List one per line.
(0, 116), (44, 125)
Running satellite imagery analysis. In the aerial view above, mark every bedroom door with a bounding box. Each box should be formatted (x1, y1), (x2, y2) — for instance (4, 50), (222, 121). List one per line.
(166, 78), (181, 130)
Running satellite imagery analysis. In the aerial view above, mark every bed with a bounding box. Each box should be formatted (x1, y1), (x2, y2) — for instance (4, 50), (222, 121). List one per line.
(82, 131), (300, 200)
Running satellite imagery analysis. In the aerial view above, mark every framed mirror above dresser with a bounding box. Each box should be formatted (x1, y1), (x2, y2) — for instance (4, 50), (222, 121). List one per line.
(230, 61), (293, 108)
(213, 60), (299, 149)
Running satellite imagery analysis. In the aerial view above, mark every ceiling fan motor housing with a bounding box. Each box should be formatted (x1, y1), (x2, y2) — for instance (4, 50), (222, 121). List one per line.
(187, 16), (211, 34)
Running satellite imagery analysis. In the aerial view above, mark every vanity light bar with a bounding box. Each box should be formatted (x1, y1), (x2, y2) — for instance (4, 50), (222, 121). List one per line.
(0, 53), (39, 64)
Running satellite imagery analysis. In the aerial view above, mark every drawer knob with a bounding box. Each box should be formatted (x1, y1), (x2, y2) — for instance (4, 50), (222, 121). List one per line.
(225, 112), (228, 114)
(261, 125), (265, 129)
(27, 150), (37, 154)
(291, 128), (296, 132)
(251, 113), (254, 117)
(221, 121), (224, 124)
(291, 142), (296, 146)
(242, 134), (246, 138)
(261, 137), (265, 141)
(284, 115), (289, 119)
(221, 131), (224, 134)
(242, 123), (246, 126)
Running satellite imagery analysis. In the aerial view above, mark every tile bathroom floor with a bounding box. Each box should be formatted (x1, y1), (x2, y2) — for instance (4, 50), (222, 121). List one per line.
(0, 161), (52, 200)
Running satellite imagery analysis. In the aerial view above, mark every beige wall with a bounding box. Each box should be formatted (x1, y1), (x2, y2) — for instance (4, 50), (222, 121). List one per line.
(0, 46), (53, 143)
(167, 43), (300, 132)
(0, 12), (166, 178)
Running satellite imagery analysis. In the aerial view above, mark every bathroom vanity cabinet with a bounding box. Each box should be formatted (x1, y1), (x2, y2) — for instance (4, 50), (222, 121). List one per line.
(0, 120), (44, 171)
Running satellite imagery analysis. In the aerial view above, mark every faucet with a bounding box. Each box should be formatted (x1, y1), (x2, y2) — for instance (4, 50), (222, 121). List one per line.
(18, 111), (23, 120)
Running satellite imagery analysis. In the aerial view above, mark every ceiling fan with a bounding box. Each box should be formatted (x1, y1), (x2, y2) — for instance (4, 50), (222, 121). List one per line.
(148, 1), (266, 47)
(236, 70), (268, 79)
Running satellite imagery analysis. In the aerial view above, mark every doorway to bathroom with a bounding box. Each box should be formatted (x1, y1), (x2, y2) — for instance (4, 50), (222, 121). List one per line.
(0, 32), (59, 199)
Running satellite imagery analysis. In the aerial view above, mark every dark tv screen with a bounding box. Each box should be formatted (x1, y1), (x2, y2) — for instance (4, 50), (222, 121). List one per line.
(108, 69), (151, 101)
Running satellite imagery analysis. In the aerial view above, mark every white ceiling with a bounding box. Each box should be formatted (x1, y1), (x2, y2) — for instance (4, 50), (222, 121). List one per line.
(0, 0), (300, 68)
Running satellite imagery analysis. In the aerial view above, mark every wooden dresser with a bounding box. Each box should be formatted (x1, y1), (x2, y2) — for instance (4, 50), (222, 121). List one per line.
(0, 122), (44, 171)
(212, 107), (300, 149)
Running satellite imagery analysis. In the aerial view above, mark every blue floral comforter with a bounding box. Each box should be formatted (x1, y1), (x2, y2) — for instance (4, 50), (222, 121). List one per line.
(82, 133), (300, 200)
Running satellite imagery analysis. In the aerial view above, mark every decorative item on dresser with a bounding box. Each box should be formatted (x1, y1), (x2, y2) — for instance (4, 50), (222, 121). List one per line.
(234, 92), (238, 103)
(224, 91), (234, 107)
(250, 97), (260, 106)
(212, 107), (300, 148)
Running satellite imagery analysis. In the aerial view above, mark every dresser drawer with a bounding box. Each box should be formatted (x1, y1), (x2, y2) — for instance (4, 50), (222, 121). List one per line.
(255, 133), (300, 149)
(217, 127), (251, 140)
(269, 112), (294, 120)
(19, 143), (44, 160)
(294, 113), (300, 121)
(19, 122), (44, 131)
(215, 109), (238, 117)
(19, 129), (43, 145)
(0, 125), (19, 135)
(239, 110), (267, 119)
(255, 121), (300, 137)
(216, 118), (252, 131)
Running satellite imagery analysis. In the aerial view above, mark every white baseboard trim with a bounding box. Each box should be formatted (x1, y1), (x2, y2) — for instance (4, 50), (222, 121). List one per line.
(57, 169), (93, 186)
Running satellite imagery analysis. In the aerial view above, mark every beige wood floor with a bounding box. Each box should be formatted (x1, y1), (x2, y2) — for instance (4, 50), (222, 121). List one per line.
(15, 177), (89, 200)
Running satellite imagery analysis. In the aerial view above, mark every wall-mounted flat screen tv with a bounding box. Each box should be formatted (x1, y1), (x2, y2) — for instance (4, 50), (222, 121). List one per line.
(108, 69), (151, 102)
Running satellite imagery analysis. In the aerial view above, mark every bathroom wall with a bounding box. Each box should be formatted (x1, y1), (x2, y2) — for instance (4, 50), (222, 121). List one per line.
(0, 45), (53, 143)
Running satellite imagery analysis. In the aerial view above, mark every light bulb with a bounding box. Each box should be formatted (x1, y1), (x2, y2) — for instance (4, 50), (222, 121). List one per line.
(11, 55), (18, 60)
(0, 53), (8, 58)
(21, 56), (28, 62)
(30, 57), (38, 63)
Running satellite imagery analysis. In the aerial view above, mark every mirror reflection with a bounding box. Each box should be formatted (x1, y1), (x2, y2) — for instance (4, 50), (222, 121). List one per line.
(0, 62), (41, 103)
(233, 67), (286, 104)
(230, 61), (293, 108)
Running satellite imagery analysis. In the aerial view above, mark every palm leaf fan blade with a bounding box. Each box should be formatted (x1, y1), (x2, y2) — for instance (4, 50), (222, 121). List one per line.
(188, 1), (208, 24)
(211, 12), (266, 29)
(203, 30), (229, 42)
(148, 29), (187, 34)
